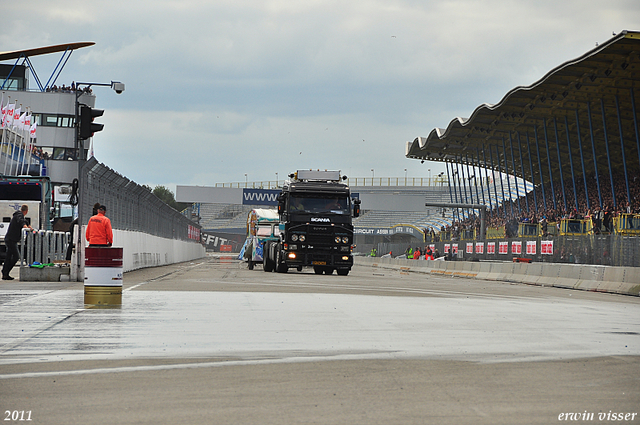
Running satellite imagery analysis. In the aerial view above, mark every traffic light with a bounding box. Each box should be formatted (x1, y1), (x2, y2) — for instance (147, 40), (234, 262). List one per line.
(79, 105), (104, 139)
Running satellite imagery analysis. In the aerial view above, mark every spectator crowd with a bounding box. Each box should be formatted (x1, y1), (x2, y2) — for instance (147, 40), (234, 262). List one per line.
(435, 170), (640, 239)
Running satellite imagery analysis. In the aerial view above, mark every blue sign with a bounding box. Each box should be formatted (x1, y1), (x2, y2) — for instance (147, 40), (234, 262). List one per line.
(242, 189), (281, 206)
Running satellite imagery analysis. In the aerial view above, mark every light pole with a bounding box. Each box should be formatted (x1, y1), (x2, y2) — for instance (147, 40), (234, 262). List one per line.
(275, 172), (278, 188)
(244, 173), (248, 187)
(73, 80), (124, 282)
(404, 168), (407, 185)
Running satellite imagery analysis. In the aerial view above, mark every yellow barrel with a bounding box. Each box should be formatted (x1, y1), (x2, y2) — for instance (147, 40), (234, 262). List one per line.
(84, 286), (122, 306)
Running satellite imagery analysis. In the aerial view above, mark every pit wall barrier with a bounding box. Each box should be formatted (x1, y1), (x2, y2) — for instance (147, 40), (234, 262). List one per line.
(110, 229), (205, 272)
(355, 256), (640, 297)
(71, 227), (205, 281)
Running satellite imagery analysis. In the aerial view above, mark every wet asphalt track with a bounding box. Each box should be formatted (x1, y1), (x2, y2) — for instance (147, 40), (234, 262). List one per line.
(1, 255), (639, 424)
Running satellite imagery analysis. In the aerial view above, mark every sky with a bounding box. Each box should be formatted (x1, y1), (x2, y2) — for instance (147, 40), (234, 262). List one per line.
(1, 0), (639, 192)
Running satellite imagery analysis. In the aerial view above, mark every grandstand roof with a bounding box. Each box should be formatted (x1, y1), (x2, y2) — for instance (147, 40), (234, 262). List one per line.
(0, 42), (94, 61)
(406, 30), (640, 183)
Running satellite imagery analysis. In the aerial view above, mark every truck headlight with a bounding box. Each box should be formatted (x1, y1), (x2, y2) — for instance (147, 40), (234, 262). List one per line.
(342, 236), (349, 244)
(291, 234), (298, 242)
(288, 252), (297, 259)
(299, 235), (305, 241)
(335, 236), (341, 244)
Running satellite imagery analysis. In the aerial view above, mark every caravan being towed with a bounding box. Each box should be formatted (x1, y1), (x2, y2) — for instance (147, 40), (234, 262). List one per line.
(238, 208), (280, 270)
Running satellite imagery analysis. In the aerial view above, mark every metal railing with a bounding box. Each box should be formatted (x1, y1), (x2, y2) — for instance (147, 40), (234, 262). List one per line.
(215, 177), (453, 188)
(19, 229), (70, 266)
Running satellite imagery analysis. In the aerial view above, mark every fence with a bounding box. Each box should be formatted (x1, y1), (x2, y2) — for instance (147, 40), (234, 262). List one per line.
(80, 158), (200, 241)
(358, 235), (640, 268)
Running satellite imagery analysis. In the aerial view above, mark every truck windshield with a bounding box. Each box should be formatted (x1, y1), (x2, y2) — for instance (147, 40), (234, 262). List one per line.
(289, 195), (349, 215)
(256, 224), (277, 237)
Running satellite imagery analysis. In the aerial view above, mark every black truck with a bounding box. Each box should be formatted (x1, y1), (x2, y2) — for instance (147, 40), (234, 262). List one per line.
(263, 170), (360, 275)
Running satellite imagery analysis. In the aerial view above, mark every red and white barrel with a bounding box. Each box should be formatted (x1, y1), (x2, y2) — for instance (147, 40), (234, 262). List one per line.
(84, 247), (123, 305)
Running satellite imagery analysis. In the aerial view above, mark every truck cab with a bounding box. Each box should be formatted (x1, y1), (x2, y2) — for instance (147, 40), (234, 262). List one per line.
(263, 170), (360, 275)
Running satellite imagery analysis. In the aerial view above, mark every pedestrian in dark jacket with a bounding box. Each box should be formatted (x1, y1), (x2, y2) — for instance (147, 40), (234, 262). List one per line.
(2, 205), (33, 280)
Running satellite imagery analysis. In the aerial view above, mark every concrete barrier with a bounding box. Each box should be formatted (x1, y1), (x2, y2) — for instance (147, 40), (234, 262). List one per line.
(356, 257), (640, 297)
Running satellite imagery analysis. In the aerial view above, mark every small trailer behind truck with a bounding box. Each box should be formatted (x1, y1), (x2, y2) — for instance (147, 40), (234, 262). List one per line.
(239, 208), (280, 270)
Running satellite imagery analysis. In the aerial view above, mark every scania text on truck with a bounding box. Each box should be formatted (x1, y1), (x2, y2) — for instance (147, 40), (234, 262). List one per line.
(262, 170), (361, 276)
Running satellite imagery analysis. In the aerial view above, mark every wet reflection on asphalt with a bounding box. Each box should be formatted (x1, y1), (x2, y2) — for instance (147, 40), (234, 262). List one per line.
(1, 287), (639, 365)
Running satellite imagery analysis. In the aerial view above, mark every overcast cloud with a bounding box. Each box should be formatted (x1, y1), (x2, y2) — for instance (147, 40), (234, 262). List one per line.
(2, 0), (638, 190)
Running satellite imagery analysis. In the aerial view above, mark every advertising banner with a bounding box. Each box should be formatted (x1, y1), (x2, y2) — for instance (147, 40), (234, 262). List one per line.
(242, 189), (281, 206)
(511, 241), (522, 255)
(541, 240), (554, 255)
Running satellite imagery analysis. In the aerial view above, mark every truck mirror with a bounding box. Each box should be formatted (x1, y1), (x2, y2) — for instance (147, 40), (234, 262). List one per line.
(353, 199), (361, 218)
(276, 193), (285, 215)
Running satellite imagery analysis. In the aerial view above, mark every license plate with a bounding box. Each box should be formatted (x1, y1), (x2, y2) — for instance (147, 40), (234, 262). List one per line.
(312, 261), (326, 265)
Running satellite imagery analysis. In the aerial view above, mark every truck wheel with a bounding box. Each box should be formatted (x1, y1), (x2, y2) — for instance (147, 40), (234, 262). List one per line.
(275, 245), (288, 273)
(263, 242), (275, 272)
(337, 269), (349, 276)
(313, 266), (323, 275)
(248, 260), (254, 270)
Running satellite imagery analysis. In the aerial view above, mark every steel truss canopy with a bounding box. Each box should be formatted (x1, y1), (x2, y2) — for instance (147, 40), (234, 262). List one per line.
(406, 30), (640, 204)
(0, 42), (95, 92)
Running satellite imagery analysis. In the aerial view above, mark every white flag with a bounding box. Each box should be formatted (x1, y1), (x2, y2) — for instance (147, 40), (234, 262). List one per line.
(6, 103), (15, 127)
(12, 106), (20, 128)
(18, 112), (26, 131)
(29, 122), (37, 139)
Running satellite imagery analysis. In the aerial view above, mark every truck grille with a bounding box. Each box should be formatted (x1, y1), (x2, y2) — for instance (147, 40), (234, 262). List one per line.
(306, 234), (333, 246)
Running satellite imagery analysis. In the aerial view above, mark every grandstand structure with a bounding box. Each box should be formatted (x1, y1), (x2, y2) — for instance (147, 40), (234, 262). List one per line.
(407, 30), (640, 221)
(403, 30), (640, 267)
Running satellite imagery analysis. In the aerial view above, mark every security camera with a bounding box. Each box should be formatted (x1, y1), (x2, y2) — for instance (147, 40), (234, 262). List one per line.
(111, 82), (125, 94)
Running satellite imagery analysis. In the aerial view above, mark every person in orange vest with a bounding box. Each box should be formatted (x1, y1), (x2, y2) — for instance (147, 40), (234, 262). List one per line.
(86, 205), (113, 247)
(413, 247), (421, 260)
(426, 246), (433, 260)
